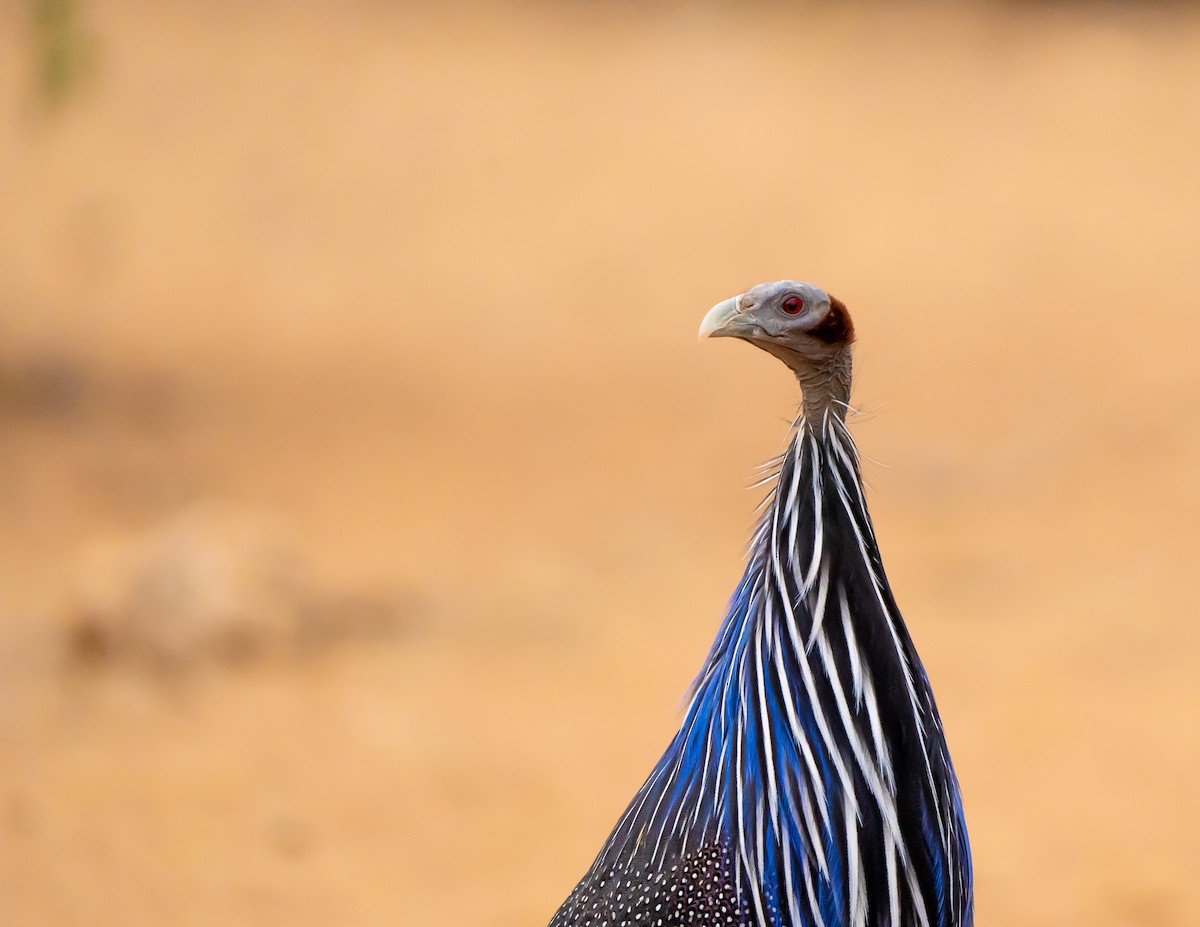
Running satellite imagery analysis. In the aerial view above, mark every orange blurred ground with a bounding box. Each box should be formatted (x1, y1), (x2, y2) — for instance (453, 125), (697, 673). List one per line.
(0, 1), (1198, 925)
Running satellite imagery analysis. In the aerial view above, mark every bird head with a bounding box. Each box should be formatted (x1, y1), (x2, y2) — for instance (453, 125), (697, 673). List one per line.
(700, 280), (856, 424)
(699, 280), (854, 361)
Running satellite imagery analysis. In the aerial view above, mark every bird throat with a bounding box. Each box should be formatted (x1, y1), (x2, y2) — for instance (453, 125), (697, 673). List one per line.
(793, 348), (853, 431)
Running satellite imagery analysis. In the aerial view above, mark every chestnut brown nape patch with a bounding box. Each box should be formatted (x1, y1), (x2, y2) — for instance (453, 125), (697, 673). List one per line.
(813, 295), (856, 345)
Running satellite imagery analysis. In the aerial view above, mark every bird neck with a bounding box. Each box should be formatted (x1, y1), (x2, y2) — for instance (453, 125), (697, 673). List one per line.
(794, 348), (853, 432)
(588, 419), (970, 927)
(584, 414), (970, 927)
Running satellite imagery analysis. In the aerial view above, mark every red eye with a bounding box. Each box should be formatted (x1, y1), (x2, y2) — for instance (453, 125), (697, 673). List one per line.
(781, 295), (804, 314)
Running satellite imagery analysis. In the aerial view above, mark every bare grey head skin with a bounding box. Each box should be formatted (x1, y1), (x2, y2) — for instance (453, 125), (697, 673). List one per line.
(699, 280), (856, 431)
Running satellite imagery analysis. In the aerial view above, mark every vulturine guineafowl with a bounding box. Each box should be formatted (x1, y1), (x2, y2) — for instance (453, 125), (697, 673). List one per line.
(548, 282), (972, 927)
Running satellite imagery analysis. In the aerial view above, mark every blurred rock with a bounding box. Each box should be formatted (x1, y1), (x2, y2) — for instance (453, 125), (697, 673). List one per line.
(65, 502), (408, 669)
(0, 352), (89, 421)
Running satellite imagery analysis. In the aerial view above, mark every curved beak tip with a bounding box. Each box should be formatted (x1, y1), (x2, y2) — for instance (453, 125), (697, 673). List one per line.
(698, 297), (740, 340)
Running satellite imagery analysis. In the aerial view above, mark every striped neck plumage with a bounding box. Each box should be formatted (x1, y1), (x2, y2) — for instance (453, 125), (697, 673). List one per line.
(593, 410), (972, 927)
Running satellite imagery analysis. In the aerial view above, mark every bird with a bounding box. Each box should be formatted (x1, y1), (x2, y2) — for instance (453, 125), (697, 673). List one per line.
(547, 281), (972, 927)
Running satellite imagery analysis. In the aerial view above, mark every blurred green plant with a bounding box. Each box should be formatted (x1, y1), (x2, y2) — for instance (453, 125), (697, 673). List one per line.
(30, 0), (96, 112)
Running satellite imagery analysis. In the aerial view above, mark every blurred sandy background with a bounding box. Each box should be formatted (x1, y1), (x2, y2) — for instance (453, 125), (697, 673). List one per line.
(1, 1), (1198, 924)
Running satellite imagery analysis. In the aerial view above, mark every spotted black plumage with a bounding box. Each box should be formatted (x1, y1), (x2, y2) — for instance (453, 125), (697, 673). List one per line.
(548, 282), (972, 927)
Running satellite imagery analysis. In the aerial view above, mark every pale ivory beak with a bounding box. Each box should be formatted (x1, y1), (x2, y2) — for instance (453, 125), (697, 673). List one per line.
(698, 297), (741, 339)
